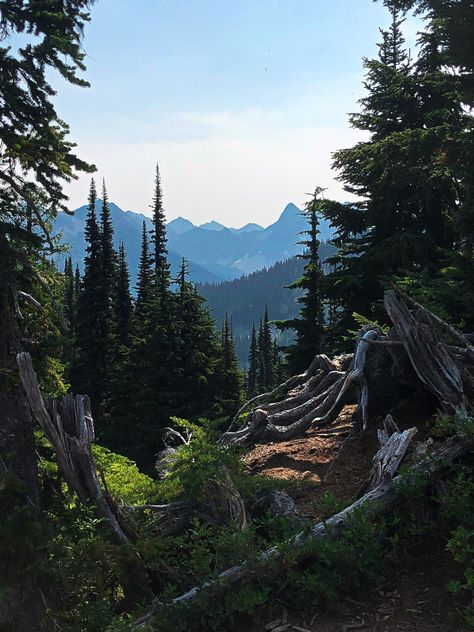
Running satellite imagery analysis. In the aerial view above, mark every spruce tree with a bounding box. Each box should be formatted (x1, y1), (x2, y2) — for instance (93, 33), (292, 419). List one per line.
(0, 3), (94, 626)
(150, 163), (171, 315)
(150, 164), (169, 278)
(74, 263), (81, 298)
(99, 180), (117, 307)
(257, 317), (265, 392)
(104, 242), (133, 451)
(384, 0), (474, 105)
(277, 189), (325, 373)
(320, 11), (449, 339)
(247, 324), (258, 398)
(62, 257), (76, 374)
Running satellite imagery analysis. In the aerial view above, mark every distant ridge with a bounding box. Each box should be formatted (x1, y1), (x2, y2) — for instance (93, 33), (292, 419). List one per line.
(55, 200), (335, 286)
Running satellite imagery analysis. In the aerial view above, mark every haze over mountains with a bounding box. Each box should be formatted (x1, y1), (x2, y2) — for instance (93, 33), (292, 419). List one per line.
(55, 201), (334, 285)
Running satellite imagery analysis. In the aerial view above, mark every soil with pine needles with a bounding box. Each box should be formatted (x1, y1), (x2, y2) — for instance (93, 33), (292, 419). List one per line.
(242, 405), (469, 632)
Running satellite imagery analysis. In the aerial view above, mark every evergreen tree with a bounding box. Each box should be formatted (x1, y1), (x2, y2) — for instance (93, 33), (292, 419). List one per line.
(219, 313), (242, 417)
(257, 317), (265, 392)
(277, 189), (325, 373)
(135, 221), (153, 320)
(247, 324), (258, 398)
(0, 3), (94, 625)
(319, 10), (466, 342)
(171, 258), (222, 418)
(114, 242), (132, 346)
(63, 257), (75, 335)
(72, 179), (106, 417)
(272, 339), (285, 385)
(150, 163), (171, 316)
(62, 256), (76, 373)
(104, 242), (133, 450)
(74, 263), (81, 298)
(99, 180), (117, 307)
(385, 0), (474, 105)
(150, 163), (169, 278)
(261, 305), (273, 390)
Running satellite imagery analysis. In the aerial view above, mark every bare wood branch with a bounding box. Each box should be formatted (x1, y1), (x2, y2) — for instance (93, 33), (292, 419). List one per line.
(18, 290), (44, 311)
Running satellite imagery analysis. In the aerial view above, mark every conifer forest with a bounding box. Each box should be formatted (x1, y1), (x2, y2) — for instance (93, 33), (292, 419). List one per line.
(1, 1), (474, 630)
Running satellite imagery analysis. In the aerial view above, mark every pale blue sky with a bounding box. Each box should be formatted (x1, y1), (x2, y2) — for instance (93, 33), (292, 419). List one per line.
(58, 0), (421, 227)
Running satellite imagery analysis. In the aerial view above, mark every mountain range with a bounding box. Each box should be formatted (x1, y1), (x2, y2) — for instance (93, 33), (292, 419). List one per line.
(55, 201), (334, 286)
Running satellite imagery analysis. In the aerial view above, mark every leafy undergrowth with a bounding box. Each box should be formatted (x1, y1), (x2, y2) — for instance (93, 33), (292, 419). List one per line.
(7, 414), (474, 631)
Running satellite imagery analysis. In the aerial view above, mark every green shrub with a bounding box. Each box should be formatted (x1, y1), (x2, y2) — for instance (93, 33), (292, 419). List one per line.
(155, 418), (242, 502)
(93, 445), (159, 505)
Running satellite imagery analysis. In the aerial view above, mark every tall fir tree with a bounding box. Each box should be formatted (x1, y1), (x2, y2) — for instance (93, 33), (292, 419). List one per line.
(135, 220), (153, 321)
(74, 262), (81, 298)
(72, 179), (106, 417)
(150, 163), (171, 316)
(171, 258), (223, 419)
(219, 313), (242, 417)
(319, 10), (455, 341)
(150, 164), (169, 278)
(384, 0), (474, 106)
(63, 256), (75, 336)
(114, 242), (132, 346)
(277, 189), (325, 373)
(97, 180), (118, 418)
(0, 3), (94, 626)
(99, 180), (117, 307)
(62, 256), (76, 373)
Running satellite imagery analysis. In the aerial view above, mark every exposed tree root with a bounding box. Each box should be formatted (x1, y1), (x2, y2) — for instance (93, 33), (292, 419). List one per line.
(222, 287), (474, 447)
(221, 330), (380, 446)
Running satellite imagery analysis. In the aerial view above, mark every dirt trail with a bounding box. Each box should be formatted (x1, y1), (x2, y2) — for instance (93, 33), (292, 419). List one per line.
(242, 405), (468, 632)
(244, 405), (378, 519)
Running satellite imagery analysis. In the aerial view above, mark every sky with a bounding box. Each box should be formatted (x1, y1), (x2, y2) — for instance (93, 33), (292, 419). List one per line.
(56, 0), (421, 228)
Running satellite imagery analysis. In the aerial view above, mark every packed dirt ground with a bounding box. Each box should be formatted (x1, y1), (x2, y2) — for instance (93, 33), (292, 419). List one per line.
(243, 405), (468, 632)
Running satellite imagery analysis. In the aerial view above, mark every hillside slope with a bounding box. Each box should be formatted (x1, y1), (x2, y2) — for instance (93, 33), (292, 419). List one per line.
(198, 243), (335, 365)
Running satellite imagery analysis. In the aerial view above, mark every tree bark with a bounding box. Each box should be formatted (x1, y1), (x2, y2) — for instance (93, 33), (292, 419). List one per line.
(0, 257), (43, 630)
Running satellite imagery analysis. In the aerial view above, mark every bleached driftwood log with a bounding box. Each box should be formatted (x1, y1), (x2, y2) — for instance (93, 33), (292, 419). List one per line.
(16, 351), (134, 545)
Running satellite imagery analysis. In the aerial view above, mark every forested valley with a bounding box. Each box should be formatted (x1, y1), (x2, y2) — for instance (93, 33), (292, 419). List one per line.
(1, 1), (474, 631)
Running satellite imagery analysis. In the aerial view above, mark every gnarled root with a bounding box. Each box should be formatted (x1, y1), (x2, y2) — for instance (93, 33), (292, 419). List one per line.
(221, 330), (380, 446)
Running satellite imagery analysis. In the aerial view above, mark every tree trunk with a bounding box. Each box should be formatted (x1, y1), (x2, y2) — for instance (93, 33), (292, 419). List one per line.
(0, 256), (44, 630)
